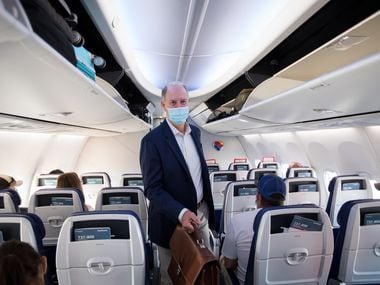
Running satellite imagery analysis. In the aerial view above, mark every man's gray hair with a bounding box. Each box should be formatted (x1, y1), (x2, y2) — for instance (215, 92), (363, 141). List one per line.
(161, 81), (188, 99)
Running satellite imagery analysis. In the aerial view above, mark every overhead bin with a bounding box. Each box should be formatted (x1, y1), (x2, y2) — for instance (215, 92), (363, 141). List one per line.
(202, 114), (279, 136)
(240, 52), (380, 124)
(0, 2), (151, 134)
(240, 12), (380, 124)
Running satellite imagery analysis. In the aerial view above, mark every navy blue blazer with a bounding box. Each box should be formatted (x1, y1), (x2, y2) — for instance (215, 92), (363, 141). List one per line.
(140, 120), (215, 248)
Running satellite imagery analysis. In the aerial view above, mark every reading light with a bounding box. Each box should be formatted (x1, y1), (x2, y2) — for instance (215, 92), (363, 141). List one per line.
(332, 36), (369, 51)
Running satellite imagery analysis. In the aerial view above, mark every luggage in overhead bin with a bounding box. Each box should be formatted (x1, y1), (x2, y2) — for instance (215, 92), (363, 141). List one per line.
(19, 0), (77, 65)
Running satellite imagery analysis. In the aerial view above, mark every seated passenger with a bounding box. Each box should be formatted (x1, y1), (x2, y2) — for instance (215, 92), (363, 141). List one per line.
(0, 240), (47, 285)
(221, 174), (285, 284)
(48, 169), (64, 175)
(57, 172), (90, 211)
(0, 174), (23, 190)
(288, 162), (303, 168)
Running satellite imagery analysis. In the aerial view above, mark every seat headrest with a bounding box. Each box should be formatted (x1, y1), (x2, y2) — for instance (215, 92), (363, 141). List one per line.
(70, 210), (145, 241)
(0, 189), (21, 210)
(328, 174), (360, 193)
(0, 213), (45, 252)
(253, 204), (320, 232)
(337, 199), (380, 226)
(36, 188), (85, 207)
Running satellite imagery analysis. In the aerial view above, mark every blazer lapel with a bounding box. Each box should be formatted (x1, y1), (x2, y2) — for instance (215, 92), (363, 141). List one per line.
(162, 121), (192, 179)
(190, 130), (205, 162)
(190, 128), (208, 176)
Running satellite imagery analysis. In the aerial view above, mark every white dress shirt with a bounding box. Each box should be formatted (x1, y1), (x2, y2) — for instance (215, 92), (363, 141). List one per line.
(166, 120), (204, 221)
(167, 119), (203, 202)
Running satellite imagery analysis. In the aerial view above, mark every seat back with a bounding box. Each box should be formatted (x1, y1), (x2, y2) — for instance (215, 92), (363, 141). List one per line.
(207, 163), (220, 174)
(228, 163), (250, 171)
(81, 172), (111, 209)
(30, 174), (60, 199)
(245, 205), (333, 285)
(37, 174), (60, 188)
(247, 169), (278, 184)
(210, 171), (239, 209)
(228, 163), (250, 180)
(285, 178), (321, 206)
(221, 180), (257, 234)
(95, 187), (148, 239)
(0, 189), (21, 212)
(330, 199), (380, 284)
(56, 211), (146, 285)
(326, 175), (373, 227)
(28, 188), (85, 246)
(257, 161), (280, 170)
(286, 167), (316, 178)
(228, 158), (250, 180)
(206, 158), (220, 174)
(0, 213), (45, 252)
(120, 173), (144, 189)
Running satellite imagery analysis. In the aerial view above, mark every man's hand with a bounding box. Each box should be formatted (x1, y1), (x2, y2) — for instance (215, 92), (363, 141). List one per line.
(181, 210), (201, 233)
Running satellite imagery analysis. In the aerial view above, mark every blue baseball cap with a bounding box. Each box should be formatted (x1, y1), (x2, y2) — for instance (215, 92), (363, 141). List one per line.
(258, 174), (286, 201)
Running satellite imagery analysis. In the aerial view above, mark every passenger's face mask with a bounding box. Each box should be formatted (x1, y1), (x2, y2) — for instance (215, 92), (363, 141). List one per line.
(167, 106), (189, 125)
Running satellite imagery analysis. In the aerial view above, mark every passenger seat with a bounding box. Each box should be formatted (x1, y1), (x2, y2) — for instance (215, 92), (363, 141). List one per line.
(0, 189), (21, 212)
(95, 186), (148, 239)
(56, 211), (158, 285)
(244, 204), (333, 285)
(326, 175), (373, 227)
(328, 199), (380, 284)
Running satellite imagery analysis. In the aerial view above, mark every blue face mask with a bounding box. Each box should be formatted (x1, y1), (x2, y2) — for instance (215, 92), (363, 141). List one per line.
(167, 106), (189, 125)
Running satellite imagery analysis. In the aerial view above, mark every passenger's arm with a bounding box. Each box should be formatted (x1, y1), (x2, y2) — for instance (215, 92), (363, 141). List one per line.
(140, 137), (186, 224)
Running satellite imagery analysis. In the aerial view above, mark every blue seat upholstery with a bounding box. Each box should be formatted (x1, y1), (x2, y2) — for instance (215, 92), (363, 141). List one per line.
(56, 210), (154, 285)
(326, 175), (373, 227)
(0, 189), (21, 212)
(329, 199), (380, 284)
(244, 204), (333, 285)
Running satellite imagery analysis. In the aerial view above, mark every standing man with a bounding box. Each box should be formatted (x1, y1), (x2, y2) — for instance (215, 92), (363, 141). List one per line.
(140, 81), (215, 284)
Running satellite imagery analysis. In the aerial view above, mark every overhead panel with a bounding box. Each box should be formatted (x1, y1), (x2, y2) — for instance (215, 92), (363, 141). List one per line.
(0, 4), (151, 134)
(202, 114), (279, 134)
(240, 52), (380, 124)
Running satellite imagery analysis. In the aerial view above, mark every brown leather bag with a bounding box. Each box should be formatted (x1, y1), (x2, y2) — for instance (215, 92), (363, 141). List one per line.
(168, 226), (220, 285)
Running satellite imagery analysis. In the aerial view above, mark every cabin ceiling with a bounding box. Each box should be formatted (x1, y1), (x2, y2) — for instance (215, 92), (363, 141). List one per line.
(78, 0), (378, 124)
(81, 0), (328, 106)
